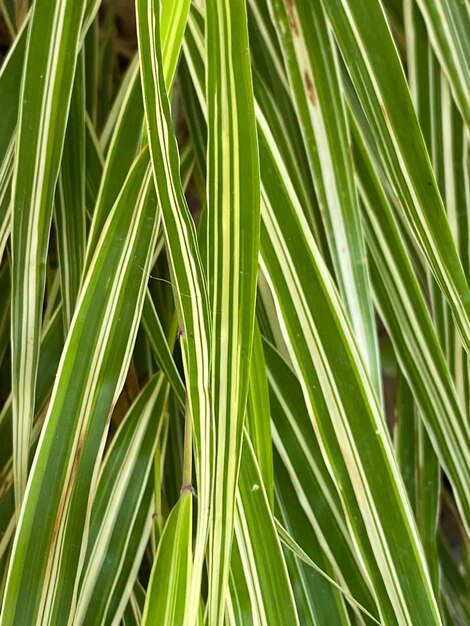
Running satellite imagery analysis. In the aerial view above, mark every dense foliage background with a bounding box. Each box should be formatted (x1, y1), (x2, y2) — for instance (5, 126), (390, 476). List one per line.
(0, 0), (469, 624)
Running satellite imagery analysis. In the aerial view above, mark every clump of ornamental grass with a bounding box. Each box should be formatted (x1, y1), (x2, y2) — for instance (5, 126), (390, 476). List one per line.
(0, 0), (469, 624)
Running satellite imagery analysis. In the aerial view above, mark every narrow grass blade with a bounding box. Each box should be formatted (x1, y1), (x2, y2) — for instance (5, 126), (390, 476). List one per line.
(99, 54), (139, 154)
(267, 0), (380, 395)
(353, 122), (470, 533)
(205, 0), (260, 622)
(395, 374), (440, 593)
(142, 294), (185, 408)
(413, 0), (470, 129)
(245, 321), (273, 506)
(258, 124), (441, 623)
(85, 115), (104, 216)
(141, 490), (192, 626)
(136, 1), (211, 619)
(10, 0), (87, 508)
(0, 263), (10, 369)
(0, 309), (63, 493)
(123, 581), (146, 626)
(55, 53), (86, 329)
(265, 339), (379, 622)
(83, 19), (99, 130)
(247, 0), (322, 244)
(74, 375), (169, 626)
(94, 6), (118, 133)
(1, 150), (158, 625)
(82, 0), (104, 58)
(0, 0), (15, 38)
(231, 434), (299, 625)
(404, 1), (454, 375)
(85, 115), (104, 211)
(0, 16), (26, 170)
(324, 0), (470, 356)
(0, 17), (27, 262)
(438, 532), (470, 625)
(160, 0), (190, 88)
(1, 341), (61, 565)
(226, 542), (256, 626)
(85, 57), (144, 266)
(0, 172), (12, 264)
(0, 309), (64, 594)
(276, 499), (352, 626)
(180, 22), (440, 621)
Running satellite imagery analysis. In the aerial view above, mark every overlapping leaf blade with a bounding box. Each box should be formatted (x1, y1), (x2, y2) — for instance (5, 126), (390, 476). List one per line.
(230, 434), (299, 625)
(0, 0), (469, 622)
(413, 0), (470, 129)
(353, 124), (470, 532)
(55, 53), (87, 329)
(180, 13), (442, 621)
(322, 0), (470, 358)
(258, 126), (441, 623)
(74, 375), (169, 626)
(0, 18), (27, 262)
(267, 0), (380, 395)
(141, 491), (192, 626)
(205, 0), (260, 622)
(136, 1), (211, 619)
(265, 340), (379, 623)
(245, 322), (273, 504)
(85, 56), (144, 266)
(1, 150), (158, 625)
(10, 0), (87, 509)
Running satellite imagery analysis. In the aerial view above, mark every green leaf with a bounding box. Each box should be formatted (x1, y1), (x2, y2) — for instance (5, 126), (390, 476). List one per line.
(142, 294), (185, 408)
(323, 0), (470, 357)
(246, 321), (273, 506)
(136, 0), (211, 618)
(161, 0), (191, 88)
(258, 126), (441, 623)
(353, 120), (470, 534)
(84, 115), (104, 212)
(85, 57), (144, 266)
(10, 0), (88, 509)
(231, 434), (299, 625)
(180, 15), (441, 621)
(1, 149), (158, 625)
(395, 374), (440, 594)
(55, 53), (87, 329)
(74, 374), (169, 626)
(267, 0), (380, 395)
(122, 581), (146, 626)
(205, 0), (260, 623)
(413, 0), (470, 129)
(0, 309), (64, 578)
(141, 491), (192, 626)
(0, 262), (11, 369)
(265, 340), (379, 623)
(0, 16), (28, 263)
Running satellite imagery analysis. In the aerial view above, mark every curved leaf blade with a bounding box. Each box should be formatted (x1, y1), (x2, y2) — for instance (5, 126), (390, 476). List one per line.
(205, 0), (260, 622)
(1, 150), (158, 626)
